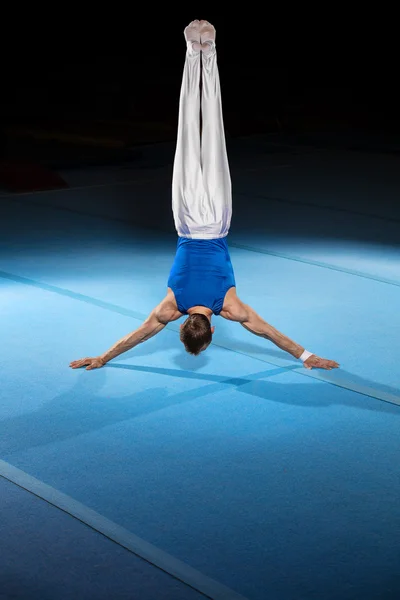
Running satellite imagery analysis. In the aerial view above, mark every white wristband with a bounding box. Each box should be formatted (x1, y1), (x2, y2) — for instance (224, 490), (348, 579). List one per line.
(300, 350), (313, 362)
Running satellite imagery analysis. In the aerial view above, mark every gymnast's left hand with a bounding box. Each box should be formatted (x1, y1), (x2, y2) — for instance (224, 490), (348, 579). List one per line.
(69, 356), (106, 370)
(303, 355), (339, 370)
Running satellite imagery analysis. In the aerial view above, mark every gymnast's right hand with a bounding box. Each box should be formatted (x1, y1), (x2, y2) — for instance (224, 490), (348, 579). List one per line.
(69, 356), (106, 370)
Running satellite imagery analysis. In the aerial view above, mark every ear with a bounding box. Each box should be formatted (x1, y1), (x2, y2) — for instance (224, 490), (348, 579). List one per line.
(180, 324), (183, 330)
(211, 326), (215, 334)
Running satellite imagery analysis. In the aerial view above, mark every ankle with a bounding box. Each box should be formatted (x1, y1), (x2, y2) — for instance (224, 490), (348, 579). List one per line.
(201, 41), (215, 55)
(187, 41), (202, 54)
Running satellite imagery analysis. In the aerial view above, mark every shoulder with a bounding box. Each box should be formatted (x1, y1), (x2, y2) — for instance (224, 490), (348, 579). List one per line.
(154, 290), (182, 323)
(220, 288), (249, 323)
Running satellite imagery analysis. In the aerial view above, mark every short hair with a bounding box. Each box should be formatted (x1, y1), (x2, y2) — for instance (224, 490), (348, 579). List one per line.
(180, 313), (212, 355)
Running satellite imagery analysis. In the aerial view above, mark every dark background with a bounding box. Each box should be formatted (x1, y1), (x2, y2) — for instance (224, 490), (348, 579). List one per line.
(1, 11), (398, 166)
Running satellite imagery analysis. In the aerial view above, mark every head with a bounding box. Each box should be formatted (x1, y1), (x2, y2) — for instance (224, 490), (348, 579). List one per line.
(180, 313), (215, 355)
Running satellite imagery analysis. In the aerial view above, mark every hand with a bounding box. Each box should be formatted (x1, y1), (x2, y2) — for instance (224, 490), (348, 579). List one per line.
(303, 355), (339, 370)
(69, 357), (106, 371)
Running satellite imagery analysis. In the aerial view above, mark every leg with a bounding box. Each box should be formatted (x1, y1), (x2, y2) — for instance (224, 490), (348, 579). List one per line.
(200, 23), (232, 238)
(172, 22), (204, 237)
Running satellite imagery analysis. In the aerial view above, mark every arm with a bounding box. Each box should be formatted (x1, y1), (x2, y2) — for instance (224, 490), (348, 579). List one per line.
(99, 311), (167, 364)
(224, 300), (339, 370)
(70, 303), (173, 370)
(240, 305), (304, 359)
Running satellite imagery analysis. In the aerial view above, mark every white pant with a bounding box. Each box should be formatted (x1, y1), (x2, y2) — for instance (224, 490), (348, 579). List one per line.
(172, 46), (232, 239)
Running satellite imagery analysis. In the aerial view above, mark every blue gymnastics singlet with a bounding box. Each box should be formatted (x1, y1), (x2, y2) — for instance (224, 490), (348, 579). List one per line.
(167, 237), (236, 315)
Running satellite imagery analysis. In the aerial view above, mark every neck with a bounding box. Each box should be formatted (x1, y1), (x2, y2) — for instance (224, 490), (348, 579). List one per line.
(187, 306), (213, 321)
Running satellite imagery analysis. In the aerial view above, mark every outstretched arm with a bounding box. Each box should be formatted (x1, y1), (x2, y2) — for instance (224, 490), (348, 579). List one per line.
(101, 312), (167, 363)
(242, 310), (304, 359)
(225, 301), (339, 370)
(70, 306), (172, 371)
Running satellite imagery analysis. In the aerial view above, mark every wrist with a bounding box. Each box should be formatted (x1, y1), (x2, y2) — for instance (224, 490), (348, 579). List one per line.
(299, 349), (313, 362)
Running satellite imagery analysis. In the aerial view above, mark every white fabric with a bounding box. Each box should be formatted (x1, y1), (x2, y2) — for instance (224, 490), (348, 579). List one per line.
(172, 47), (232, 239)
(300, 350), (313, 362)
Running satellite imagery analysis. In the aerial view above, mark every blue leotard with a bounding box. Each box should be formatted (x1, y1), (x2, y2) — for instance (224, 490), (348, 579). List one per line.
(168, 237), (236, 315)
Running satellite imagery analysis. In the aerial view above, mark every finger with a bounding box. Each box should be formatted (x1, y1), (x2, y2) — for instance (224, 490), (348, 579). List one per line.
(73, 361), (87, 369)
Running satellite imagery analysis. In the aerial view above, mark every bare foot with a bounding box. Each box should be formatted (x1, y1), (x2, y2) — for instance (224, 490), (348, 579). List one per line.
(184, 20), (201, 53)
(199, 20), (216, 54)
(199, 20), (216, 43)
